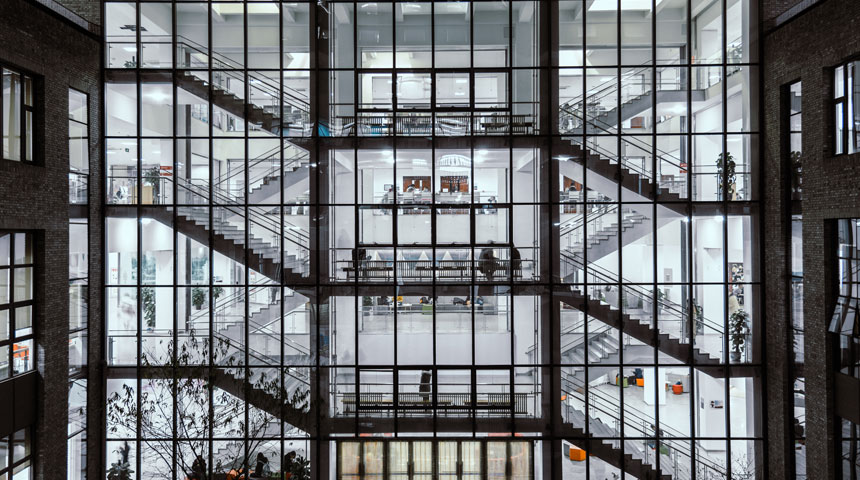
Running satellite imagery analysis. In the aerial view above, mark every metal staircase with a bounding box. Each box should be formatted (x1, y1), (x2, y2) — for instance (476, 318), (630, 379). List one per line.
(557, 251), (724, 368)
(560, 374), (727, 480)
(174, 35), (310, 137)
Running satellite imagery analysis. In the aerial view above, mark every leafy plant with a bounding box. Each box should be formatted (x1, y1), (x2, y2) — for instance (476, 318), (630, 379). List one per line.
(716, 152), (737, 200)
(212, 286), (225, 301)
(107, 441), (134, 480)
(289, 455), (311, 480)
(790, 151), (802, 194)
(143, 166), (162, 204)
(730, 309), (750, 359)
(191, 287), (206, 310)
(141, 286), (156, 329)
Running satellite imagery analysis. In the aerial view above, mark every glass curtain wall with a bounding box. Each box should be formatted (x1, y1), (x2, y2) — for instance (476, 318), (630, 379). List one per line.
(69, 88), (90, 480)
(556, 0), (761, 478)
(103, 0), (761, 479)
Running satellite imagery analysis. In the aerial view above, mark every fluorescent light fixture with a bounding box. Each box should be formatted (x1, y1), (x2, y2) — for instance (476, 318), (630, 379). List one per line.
(122, 46), (137, 53)
(455, 78), (469, 84)
(478, 149), (489, 155)
(589, 0), (666, 11)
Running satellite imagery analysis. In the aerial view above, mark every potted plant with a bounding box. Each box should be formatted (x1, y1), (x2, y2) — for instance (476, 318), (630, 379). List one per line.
(790, 150), (802, 196)
(729, 309), (749, 362)
(143, 166), (161, 204)
(289, 454), (311, 480)
(716, 152), (736, 201)
(692, 298), (704, 337)
(212, 285), (224, 302)
(141, 286), (155, 330)
(107, 441), (134, 480)
(191, 287), (206, 310)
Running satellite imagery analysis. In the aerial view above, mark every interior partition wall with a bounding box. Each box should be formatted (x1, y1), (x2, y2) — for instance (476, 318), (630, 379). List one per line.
(102, 1), (762, 479)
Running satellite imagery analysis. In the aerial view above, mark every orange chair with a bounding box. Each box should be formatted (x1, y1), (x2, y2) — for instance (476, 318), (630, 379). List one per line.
(636, 378), (644, 387)
(672, 384), (683, 395)
(569, 447), (586, 462)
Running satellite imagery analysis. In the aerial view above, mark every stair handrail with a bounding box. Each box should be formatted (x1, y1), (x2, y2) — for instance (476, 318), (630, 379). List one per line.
(171, 34), (310, 113)
(558, 204), (623, 239)
(558, 251), (725, 340)
(175, 176), (310, 255)
(109, 33), (310, 113)
(215, 323), (312, 388)
(559, 323), (615, 359)
(560, 376), (727, 478)
(559, 64), (654, 118)
(216, 142), (309, 193)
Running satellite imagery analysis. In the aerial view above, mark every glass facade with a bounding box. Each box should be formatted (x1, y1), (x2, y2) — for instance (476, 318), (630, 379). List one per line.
(69, 88), (90, 480)
(0, 428), (32, 480)
(0, 231), (34, 380)
(103, 1), (762, 478)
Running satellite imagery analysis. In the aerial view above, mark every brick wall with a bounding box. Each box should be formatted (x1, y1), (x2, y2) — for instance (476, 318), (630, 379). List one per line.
(763, 0), (860, 478)
(0, 1), (101, 479)
(763, 0), (811, 24)
(55, 0), (101, 26)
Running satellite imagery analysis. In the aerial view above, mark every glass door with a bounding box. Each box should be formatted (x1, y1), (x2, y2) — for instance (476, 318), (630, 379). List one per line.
(364, 441), (384, 479)
(461, 441), (482, 479)
(339, 442), (361, 479)
(413, 441), (433, 480)
(438, 441), (459, 480)
(389, 441), (410, 480)
(487, 441), (507, 478)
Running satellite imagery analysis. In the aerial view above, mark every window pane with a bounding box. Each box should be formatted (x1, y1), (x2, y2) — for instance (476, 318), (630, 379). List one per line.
(3, 69), (21, 161)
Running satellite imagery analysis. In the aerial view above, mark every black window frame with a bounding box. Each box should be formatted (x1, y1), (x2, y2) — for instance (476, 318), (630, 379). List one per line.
(0, 231), (36, 381)
(0, 62), (37, 163)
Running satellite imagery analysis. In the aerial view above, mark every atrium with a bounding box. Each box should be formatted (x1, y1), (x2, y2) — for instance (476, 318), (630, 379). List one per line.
(0, 0), (858, 478)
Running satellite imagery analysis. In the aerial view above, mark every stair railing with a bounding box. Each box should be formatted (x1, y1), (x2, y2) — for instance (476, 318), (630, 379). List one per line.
(170, 34), (310, 114)
(175, 176), (310, 266)
(560, 376), (727, 479)
(558, 251), (724, 361)
(217, 143), (310, 198)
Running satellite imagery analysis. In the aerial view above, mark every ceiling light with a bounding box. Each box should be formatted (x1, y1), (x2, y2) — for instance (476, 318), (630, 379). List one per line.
(438, 154), (471, 173)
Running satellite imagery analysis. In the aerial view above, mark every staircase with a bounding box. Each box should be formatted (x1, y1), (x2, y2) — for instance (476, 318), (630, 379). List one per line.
(174, 34), (310, 137)
(560, 375), (727, 480)
(557, 252), (723, 368)
(558, 204), (655, 264)
(554, 138), (687, 206)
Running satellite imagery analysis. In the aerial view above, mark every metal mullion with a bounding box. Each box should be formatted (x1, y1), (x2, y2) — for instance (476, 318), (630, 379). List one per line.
(242, 2), (251, 470)
(134, 2), (144, 476)
(170, 3), (179, 475)
(720, 0), (734, 474)
(206, 2), (215, 474)
(580, 0), (592, 456)
(278, 0), (286, 453)
(0, 63), (3, 161)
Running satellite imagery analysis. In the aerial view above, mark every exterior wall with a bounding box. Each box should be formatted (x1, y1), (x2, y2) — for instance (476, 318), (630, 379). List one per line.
(56, 0), (101, 26)
(763, 0), (860, 478)
(0, 1), (101, 479)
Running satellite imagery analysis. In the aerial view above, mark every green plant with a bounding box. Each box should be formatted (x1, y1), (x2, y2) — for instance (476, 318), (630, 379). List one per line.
(107, 441), (134, 480)
(289, 455), (311, 480)
(790, 150), (803, 193)
(141, 286), (156, 329)
(143, 166), (161, 203)
(191, 287), (206, 310)
(730, 309), (750, 358)
(716, 152), (737, 200)
(212, 286), (225, 301)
